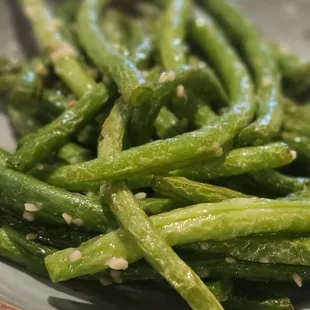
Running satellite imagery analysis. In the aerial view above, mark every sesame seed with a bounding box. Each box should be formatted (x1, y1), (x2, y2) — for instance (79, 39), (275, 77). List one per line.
(167, 71), (176, 81)
(35, 164), (45, 170)
(158, 72), (169, 83)
(26, 233), (36, 241)
(262, 77), (273, 87)
(292, 273), (303, 287)
(259, 257), (270, 264)
(35, 64), (48, 76)
(24, 203), (41, 212)
(51, 44), (77, 62)
(69, 250), (82, 262)
(23, 211), (35, 222)
(103, 76), (111, 85)
(135, 192), (147, 200)
(176, 84), (185, 98)
(53, 18), (63, 30)
(290, 150), (297, 160)
(72, 218), (84, 227)
(225, 257), (236, 264)
(62, 213), (73, 225)
(107, 257), (128, 270)
(68, 100), (77, 108)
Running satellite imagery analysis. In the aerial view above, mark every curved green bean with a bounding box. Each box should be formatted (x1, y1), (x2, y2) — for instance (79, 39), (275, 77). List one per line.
(172, 142), (294, 181)
(45, 198), (310, 281)
(0, 166), (115, 232)
(249, 169), (308, 197)
(8, 84), (108, 172)
(159, 0), (191, 70)
(282, 132), (310, 164)
(203, 0), (282, 146)
(152, 176), (251, 204)
(78, 0), (145, 101)
(21, 0), (96, 97)
(182, 235), (310, 266)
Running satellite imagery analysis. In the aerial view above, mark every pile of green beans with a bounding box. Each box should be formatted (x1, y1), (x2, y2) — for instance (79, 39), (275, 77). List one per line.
(2, 0), (310, 308)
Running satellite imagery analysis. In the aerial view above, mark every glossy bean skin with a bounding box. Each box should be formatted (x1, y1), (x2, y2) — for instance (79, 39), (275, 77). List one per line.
(181, 235), (310, 266)
(0, 166), (115, 232)
(203, 0), (282, 146)
(282, 132), (310, 163)
(45, 198), (310, 281)
(0, 226), (55, 276)
(152, 176), (251, 204)
(172, 143), (294, 181)
(77, 0), (145, 101)
(8, 85), (108, 172)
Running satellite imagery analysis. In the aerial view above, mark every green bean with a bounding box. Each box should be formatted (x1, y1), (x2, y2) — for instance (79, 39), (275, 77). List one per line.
(159, 0), (191, 70)
(89, 253), (310, 283)
(0, 226), (55, 275)
(40, 89), (69, 120)
(0, 73), (17, 92)
(9, 58), (45, 117)
(21, 0), (96, 97)
(282, 97), (310, 121)
(57, 142), (93, 165)
(152, 176), (252, 204)
(193, 101), (218, 128)
(140, 198), (184, 215)
(130, 68), (227, 144)
(8, 84), (108, 172)
(100, 9), (130, 57)
(0, 149), (10, 167)
(0, 56), (22, 74)
(127, 17), (156, 69)
(203, 0), (282, 146)
(155, 107), (188, 139)
(223, 297), (294, 310)
(45, 198), (310, 281)
(248, 170), (308, 197)
(78, 0), (145, 101)
(99, 96), (222, 309)
(273, 44), (310, 97)
(182, 235), (310, 266)
(172, 142), (294, 181)
(283, 116), (310, 138)
(0, 166), (115, 232)
(282, 132), (310, 163)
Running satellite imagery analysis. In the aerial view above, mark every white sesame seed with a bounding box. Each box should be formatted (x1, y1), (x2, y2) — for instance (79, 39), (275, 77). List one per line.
(68, 100), (77, 108)
(167, 71), (176, 81)
(62, 213), (73, 225)
(107, 257), (128, 270)
(35, 64), (48, 76)
(176, 84), (185, 98)
(51, 44), (77, 62)
(262, 77), (273, 87)
(53, 18), (63, 30)
(35, 164), (45, 170)
(292, 273), (303, 287)
(99, 184), (107, 196)
(69, 250), (82, 263)
(23, 211), (35, 222)
(290, 150), (297, 160)
(225, 257), (236, 264)
(24, 203), (41, 212)
(158, 72), (169, 83)
(135, 192), (147, 200)
(259, 257), (270, 264)
(72, 218), (84, 227)
(110, 270), (123, 284)
(26, 233), (36, 241)
(215, 146), (224, 157)
(99, 277), (112, 286)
